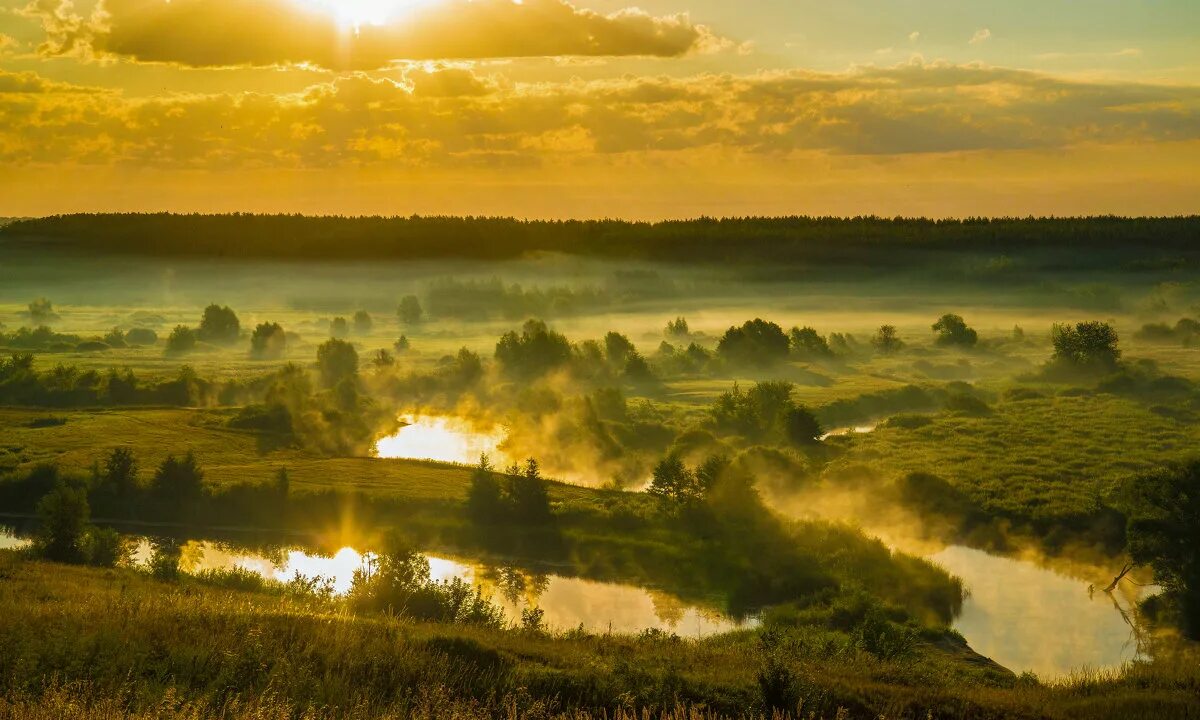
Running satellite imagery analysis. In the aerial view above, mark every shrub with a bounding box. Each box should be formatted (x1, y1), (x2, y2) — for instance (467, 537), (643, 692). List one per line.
(36, 480), (90, 563)
(85, 526), (130, 568)
(165, 325), (197, 354)
(124, 328), (158, 346)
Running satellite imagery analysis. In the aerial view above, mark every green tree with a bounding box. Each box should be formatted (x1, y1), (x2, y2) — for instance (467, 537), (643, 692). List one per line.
(197, 304), (240, 345)
(36, 480), (89, 563)
(871, 325), (904, 354)
(353, 310), (373, 335)
(466, 454), (505, 524)
(507, 458), (552, 524)
(665, 317), (690, 338)
(398, 295), (423, 325)
(494, 320), (572, 378)
(165, 325), (197, 354)
(317, 338), (359, 388)
(1125, 460), (1200, 638)
(648, 454), (698, 504)
(784, 406), (824, 446)
(716, 319), (790, 367)
(932, 314), (978, 347)
(1052, 321), (1121, 369)
(151, 451), (205, 514)
(250, 322), (287, 358)
(102, 447), (138, 497)
(329, 317), (350, 338)
(789, 326), (832, 359)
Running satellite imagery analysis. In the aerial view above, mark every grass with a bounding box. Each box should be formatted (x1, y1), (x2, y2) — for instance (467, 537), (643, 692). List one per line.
(0, 552), (1197, 719)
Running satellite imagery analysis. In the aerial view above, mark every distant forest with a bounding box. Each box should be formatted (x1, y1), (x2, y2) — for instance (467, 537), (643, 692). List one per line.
(3, 214), (1199, 272)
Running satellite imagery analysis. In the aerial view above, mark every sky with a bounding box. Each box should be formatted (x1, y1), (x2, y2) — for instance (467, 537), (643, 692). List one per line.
(1, 0), (1198, 218)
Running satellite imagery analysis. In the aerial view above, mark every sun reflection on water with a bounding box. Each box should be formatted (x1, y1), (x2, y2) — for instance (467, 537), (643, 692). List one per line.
(375, 415), (508, 465)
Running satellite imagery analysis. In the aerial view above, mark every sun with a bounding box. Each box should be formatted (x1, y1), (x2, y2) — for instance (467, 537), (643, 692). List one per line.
(297, 0), (438, 30)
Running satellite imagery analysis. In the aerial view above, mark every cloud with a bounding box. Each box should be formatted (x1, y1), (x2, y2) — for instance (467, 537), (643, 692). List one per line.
(970, 28), (992, 45)
(2, 61), (1199, 169)
(22, 0), (723, 69)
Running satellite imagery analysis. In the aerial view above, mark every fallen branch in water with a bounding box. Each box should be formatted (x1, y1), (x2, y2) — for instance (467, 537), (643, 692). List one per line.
(1104, 562), (1135, 593)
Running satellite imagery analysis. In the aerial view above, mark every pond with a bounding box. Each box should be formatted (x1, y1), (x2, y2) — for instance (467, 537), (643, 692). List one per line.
(375, 415), (507, 465)
(1, 527), (745, 638)
(929, 545), (1148, 678)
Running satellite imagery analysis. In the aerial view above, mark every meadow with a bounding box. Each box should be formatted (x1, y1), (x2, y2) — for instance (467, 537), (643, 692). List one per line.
(2, 216), (1200, 718)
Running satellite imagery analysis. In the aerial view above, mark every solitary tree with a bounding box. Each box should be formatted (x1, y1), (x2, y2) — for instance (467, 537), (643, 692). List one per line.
(197, 304), (240, 345)
(1051, 321), (1121, 370)
(329, 317), (350, 339)
(398, 295), (423, 325)
(648, 454), (698, 504)
(931, 314), (978, 348)
(353, 311), (373, 335)
(871, 325), (904, 354)
(317, 338), (359, 388)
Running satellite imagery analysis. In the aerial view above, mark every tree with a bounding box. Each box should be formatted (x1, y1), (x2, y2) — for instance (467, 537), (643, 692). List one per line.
(648, 454), (698, 504)
(666, 317), (690, 338)
(329, 317), (350, 339)
(508, 458), (552, 524)
(932, 314), (978, 348)
(125, 328), (158, 346)
(871, 325), (904, 354)
(789, 326), (832, 359)
(151, 451), (204, 513)
(784, 406), (823, 446)
(27, 298), (59, 325)
(394, 335), (411, 353)
(250, 322), (287, 359)
(274, 467), (290, 500)
(165, 325), (197, 355)
(398, 295), (423, 325)
(37, 480), (89, 563)
(716, 319), (790, 367)
(1125, 460), (1200, 638)
(102, 447), (138, 497)
(197, 304), (240, 345)
(353, 311), (373, 335)
(494, 320), (571, 378)
(604, 331), (636, 365)
(466, 454), (505, 524)
(1052, 321), (1121, 369)
(317, 338), (359, 388)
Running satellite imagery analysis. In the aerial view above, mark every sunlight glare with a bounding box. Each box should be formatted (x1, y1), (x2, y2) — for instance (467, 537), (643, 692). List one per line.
(296, 0), (439, 29)
(375, 415), (505, 464)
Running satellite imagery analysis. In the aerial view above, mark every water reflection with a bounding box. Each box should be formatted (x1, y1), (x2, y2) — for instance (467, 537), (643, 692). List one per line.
(375, 415), (507, 464)
(931, 545), (1147, 678)
(24, 529), (742, 637)
(819, 423), (878, 441)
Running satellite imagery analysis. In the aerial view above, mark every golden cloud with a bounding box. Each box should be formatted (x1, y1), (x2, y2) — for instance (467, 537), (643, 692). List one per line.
(2, 61), (1199, 168)
(23, 0), (722, 69)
